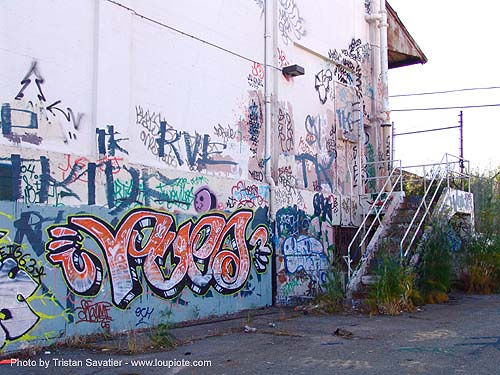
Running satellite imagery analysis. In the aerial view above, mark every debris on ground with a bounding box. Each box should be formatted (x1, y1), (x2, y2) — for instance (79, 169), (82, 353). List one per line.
(259, 330), (303, 338)
(244, 325), (257, 333)
(293, 300), (345, 315)
(334, 328), (353, 339)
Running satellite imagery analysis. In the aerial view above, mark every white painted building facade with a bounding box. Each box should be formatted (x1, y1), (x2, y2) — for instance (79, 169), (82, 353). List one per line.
(0, 0), (422, 352)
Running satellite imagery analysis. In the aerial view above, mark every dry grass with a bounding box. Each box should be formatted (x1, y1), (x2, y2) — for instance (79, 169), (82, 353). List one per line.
(425, 290), (449, 304)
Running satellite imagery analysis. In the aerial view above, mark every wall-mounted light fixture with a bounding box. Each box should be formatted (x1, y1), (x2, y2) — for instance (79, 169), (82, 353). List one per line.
(282, 64), (305, 77)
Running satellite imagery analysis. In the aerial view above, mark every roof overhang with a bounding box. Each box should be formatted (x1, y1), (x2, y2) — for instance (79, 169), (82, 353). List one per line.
(387, 2), (428, 69)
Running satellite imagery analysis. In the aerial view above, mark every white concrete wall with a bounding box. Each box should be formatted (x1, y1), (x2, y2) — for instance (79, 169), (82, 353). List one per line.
(0, 0), (387, 351)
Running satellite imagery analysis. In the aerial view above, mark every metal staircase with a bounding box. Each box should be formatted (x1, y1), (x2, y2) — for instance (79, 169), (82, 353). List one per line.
(345, 153), (471, 296)
(400, 154), (471, 261)
(344, 160), (404, 295)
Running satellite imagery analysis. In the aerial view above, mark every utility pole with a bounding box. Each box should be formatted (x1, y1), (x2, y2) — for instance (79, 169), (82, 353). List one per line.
(459, 110), (464, 174)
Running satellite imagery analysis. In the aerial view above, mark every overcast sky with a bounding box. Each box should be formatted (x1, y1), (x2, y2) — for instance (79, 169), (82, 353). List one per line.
(388, 0), (499, 172)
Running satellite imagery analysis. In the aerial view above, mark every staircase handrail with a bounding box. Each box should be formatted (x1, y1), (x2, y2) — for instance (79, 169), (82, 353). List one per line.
(345, 160), (403, 280)
(399, 153), (470, 258)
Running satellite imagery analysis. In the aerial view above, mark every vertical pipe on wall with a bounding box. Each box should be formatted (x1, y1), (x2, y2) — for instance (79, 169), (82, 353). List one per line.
(379, 0), (392, 179)
(264, 0), (276, 218)
(264, 0), (277, 305)
(91, 0), (101, 158)
(367, 0), (391, 187)
(379, 1), (389, 123)
(365, 1), (381, 189)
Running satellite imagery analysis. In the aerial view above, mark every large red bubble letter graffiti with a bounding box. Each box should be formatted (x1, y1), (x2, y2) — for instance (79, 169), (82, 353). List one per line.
(46, 208), (272, 309)
(46, 227), (103, 296)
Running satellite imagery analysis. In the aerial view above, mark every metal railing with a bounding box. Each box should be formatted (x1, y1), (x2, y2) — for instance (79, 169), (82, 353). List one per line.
(344, 160), (403, 281)
(399, 153), (471, 258)
(344, 153), (471, 283)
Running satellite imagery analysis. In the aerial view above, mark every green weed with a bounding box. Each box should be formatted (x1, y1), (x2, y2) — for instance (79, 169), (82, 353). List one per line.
(151, 308), (175, 348)
(417, 219), (453, 303)
(315, 266), (345, 313)
(459, 233), (500, 294)
(458, 168), (500, 294)
(368, 251), (420, 315)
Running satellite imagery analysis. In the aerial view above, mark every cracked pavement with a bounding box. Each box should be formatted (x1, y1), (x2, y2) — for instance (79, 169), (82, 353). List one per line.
(1, 293), (500, 374)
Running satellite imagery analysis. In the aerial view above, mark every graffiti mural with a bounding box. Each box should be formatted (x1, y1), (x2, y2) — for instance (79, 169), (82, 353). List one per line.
(0, 0), (408, 353)
(0, 256), (41, 350)
(282, 235), (330, 285)
(46, 208), (272, 309)
(275, 192), (339, 303)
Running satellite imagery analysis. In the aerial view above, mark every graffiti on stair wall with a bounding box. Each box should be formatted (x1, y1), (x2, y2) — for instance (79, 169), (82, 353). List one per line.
(447, 189), (473, 215)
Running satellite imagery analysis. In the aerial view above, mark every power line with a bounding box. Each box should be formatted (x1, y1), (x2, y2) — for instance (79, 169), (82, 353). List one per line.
(390, 85), (500, 98)
(392, 103), (500, 112)
(393, 125), (460, 136)
(105, 0), (282, 71)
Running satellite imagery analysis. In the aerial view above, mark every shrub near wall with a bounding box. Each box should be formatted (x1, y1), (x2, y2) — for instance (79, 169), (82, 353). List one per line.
(460, 234), (500, 294)
(417, 220), (453, 304)
(460, 169), (500, 293)
(367, 250), (420, 315)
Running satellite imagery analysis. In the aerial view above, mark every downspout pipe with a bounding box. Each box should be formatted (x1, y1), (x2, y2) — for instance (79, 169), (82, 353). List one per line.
(379, 1), (392, 175)
(366, 1), (389, 122)
(264, 0), (276, 218)
(365, 5), (381, 189)
(264, 0), (278, 306)
(379, 0), (390, 123)
(365, 12), (381, 119)
(366, 1), (391, 187)
(91, 0), (101, 158)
